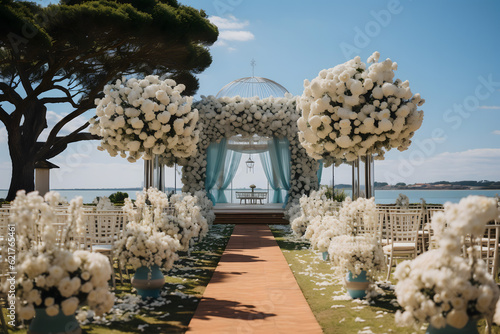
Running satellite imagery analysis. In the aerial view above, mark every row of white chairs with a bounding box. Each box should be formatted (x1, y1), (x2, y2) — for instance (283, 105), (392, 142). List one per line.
(351, 207), (500, 280)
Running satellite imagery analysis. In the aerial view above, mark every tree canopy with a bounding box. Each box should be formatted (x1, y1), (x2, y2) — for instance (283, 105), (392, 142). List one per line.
(0, 0), (218, 200)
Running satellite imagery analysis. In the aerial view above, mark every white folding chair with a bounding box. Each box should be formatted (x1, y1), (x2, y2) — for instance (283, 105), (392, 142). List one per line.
(87, 213), (122, 287)
(465, 224), (500, 279)
(384, 210), (422, 280)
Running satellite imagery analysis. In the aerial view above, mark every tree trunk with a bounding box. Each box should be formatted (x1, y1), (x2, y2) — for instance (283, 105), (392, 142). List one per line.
(5, 100), (46, 201)
(7, 148), (36, 201)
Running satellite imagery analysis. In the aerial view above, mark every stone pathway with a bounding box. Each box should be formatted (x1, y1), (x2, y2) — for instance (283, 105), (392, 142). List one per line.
(188, 224), (322, 334)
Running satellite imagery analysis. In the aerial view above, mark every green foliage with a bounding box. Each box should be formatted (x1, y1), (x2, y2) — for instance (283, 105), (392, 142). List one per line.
(108, 191), (129, 204)
(321, 185), (347, 202)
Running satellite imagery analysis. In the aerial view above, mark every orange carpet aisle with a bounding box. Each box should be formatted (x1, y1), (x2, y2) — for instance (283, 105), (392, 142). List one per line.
(188, 224), (323, 334)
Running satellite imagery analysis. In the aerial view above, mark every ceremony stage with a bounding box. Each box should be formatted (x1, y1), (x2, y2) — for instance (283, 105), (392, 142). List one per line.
(213, 203), (287, 224)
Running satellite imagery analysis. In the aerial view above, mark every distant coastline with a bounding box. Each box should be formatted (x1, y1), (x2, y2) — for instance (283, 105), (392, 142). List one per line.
(2, 182), (500, 192)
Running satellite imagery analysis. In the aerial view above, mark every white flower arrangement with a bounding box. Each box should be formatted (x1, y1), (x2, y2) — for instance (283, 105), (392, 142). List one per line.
(290, 187), (339, 237)
(89, 75), (200, 162)
(304, 215), (341, 252)
(319, 197), (384, 280)
(395, 193), (410, 208)
(173, 94), (322, 205)
(328, 234), (385, 278)
(93, 196), (115, 210)
(115, 188), (181, 270)
(114, 221), (180, 270)
(297, 51), (424, 165)
(194, 190), (216, 226)
(395, 196), (500, 330)
(3, 191), (114, 321)
(165, 192), (209, 251)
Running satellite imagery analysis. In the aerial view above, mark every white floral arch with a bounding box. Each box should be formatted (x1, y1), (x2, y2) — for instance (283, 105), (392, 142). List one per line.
(160, 93), (323, 206)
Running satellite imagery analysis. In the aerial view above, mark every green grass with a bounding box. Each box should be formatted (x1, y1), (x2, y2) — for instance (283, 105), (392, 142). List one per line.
(4, 224), (234, 334)
(270, 224), (500, 334)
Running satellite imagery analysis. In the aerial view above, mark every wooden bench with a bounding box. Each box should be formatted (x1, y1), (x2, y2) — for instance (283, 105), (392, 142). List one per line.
(236, 191), (267, 204)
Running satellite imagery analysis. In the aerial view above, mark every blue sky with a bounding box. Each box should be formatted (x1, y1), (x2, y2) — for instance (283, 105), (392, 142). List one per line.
(1, 0), (500, 190)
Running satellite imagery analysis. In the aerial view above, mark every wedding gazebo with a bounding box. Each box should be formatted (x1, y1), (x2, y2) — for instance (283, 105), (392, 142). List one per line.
(177, 76), (323, 206)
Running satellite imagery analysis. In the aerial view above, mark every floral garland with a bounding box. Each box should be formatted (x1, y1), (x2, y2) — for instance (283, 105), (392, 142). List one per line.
(297, 52), (424, 165)
(163, 94), (322, 205)
(89, 76), (200, 162)
(3, 191), (114, 320)
(395, 196), (500, 329)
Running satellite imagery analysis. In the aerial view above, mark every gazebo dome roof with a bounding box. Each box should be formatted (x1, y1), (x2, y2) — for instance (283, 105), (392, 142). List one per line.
(216, 76), (289, 99)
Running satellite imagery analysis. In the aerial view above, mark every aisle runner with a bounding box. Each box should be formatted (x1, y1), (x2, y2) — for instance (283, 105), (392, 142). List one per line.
(188, 224), (322, 334)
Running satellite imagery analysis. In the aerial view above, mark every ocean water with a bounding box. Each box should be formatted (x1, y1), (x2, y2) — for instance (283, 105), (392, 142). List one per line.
(1, 188), (498, 205)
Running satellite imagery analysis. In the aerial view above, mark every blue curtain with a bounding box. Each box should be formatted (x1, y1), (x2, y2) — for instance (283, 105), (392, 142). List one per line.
(317, 160), (324, 185)
(259, 151), (282, 203)
(215, 149), (242, 203)
(268, 137), (291, 206)
(205, 138), (228, 203)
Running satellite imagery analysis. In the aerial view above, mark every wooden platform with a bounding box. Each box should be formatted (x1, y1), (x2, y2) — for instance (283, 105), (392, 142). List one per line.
(213, 203), (288, 225)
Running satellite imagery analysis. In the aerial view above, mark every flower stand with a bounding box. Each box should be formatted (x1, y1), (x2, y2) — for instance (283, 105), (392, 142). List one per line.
(131, 265), (165, 299)
(345, 270), (370, 299)
(426, 320), (478, 334)
(28, 308), (81, 334)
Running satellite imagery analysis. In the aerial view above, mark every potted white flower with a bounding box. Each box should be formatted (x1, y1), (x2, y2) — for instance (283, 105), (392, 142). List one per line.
(115, 188), (181, 299)
(395, 196), (500, 333)
(327, 197), (384, 298)
(3, 191), (114, 334)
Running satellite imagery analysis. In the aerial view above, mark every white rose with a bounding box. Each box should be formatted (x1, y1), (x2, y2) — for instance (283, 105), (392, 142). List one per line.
(46, 304), (60, 317)
(19, 305), (36, 320)
(446, 309), (468, 329)
(61, 297), (80, 316)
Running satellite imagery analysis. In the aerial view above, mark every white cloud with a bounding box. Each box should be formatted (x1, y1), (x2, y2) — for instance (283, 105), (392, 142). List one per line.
(219, 30), (255, 42)
(210, 15), (249, 30)
(209, 15), (254, 50)
(477, 105), (500, 110)
(493, 130), (500, 135)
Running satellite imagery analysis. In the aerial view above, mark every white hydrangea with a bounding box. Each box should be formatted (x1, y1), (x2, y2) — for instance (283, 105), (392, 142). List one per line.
(395, 196), (500, 330)
(90, 76), (200, 162)
(297, 52), (424, 165)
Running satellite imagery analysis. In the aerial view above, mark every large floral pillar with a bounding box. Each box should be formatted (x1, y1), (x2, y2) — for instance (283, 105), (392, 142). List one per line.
(296, 52), (425, 201)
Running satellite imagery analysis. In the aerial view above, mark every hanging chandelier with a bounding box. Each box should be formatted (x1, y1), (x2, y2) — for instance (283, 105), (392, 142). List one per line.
(246, 155), (255, 173)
